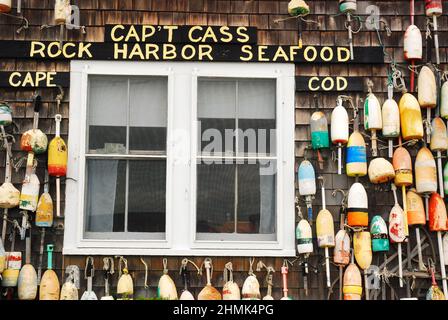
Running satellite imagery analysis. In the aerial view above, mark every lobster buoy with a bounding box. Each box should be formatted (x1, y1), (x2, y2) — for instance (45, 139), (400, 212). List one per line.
(298, 160), (316, 196)
(339, 0), (357, 12)
(407, 189), (426, 226)
(425, 0), (443, 16)
(2, 252), (22, 287)
(20, 129), (48, 154)
(0, 182), (20, 209)
(117, 269), (134, 300)
(158, 274), (178, 300)
(0, 102), (12, 126)
(443, 233), (448, 265)
(288, 0), (310, 16)
(346, 131), (367, 177)
(393, 147), (413, 187)
(430, 117), (448, 151)
(310, 111), (329, 150)
(60, 281), (78, 300)
(415, 147), (437, 194)
(364, 92), (383, 147)
(347, 182), (368, 227)
(343, 263), (362, 300)
(331, 100), (349, 145)
(404, 25), (423, 61)
(429, 192), (448, 232)
(36, 191), (53, 228)
(418, 66), (437, 109)
(399, 93), (424, 141)
(316, 209), (335, 248)
(353, 232), (372, 270)
(19, 173), (40, 212)
(39, 245), (59, 300)
(18, 265), (37, 300)
(222, 281), (240, 300)
(382, 98), (400, 139)
(296, 219), (313, 255)
(0, 0), (11, 13)
(389, 202), (406, 243)
(48, 117), (68, 177)
(334, 230), (350, 266)
(370, 216), (390, 252)
(55, 0), (70, 25)
(241, 275), (261, 300)
(368, 158), (395, 184)
(441, 81), (448, 119)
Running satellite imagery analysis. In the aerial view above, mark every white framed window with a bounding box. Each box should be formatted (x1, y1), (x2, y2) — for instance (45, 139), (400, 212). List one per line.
(64, 61), (295, 256)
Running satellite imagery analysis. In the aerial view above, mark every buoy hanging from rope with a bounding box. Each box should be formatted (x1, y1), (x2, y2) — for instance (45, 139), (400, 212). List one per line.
(256, 261), (275, 300)
(364, 87), (383, 157)
(339, 0), (357, 59)
(310, 95), (329, 170)
(158, 258), (178, 300)
(390, 184), (406, 287)
(298, 160), (316, 225)
(316, 176), (335, 289)
(241, 258), (260, 300)
(430, 117), (448, 198)
(80, 257), (98, 300)
(426, 260), (446, 300)
(100, 258), (114, 300)
(331, 97), (349, 174)
(407, 189), (427, 271)
(347, 182), (368, 228)
(343, 251), (363, 300)
(116, 256), (133, 300)
(280, 260), (293, 300)
(418, 66), (438, 143)
(198, 258), (221, 300)
(222, 262), (240, 300)
(60, 265), (80, 300)
(382, 84), (401, 158)
(425, 0), (442, 65)
(399, 93), (424, 141)
(404, 23), (422, 92)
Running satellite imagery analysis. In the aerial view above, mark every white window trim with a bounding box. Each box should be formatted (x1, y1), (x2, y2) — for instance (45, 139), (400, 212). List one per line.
(63, 60), (296, 257)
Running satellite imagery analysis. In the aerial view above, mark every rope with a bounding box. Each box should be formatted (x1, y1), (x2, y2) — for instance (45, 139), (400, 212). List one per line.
(248, 257), (256, 277)
(180, 258), (202, 276)
(162, 257), (168, 275)
(84, 256), (94, 279)
(223, 262), (234, 283)
(140, 258), (149, 289)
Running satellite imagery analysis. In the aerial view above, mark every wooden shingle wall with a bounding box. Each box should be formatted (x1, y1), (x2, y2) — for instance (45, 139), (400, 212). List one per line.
(0, 0), (446, 300)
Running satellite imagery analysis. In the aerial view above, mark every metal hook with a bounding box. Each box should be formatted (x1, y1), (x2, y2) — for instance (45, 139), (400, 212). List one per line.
(332, 189), (347, 207)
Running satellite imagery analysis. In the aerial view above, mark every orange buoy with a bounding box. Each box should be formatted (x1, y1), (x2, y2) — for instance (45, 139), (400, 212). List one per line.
(0, 0), (11, 13)
(198, 259), (222, 300)
(343, 262), (362, 300)
(429, 192), (448, 232)
(347, 182), (368, 227)
(399, 93), (423, 141)
(407, 189), (426, 226)
(393, 147), (413, 187)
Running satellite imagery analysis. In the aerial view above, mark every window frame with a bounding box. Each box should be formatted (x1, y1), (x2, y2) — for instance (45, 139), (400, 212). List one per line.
(64, 60), (295, 257)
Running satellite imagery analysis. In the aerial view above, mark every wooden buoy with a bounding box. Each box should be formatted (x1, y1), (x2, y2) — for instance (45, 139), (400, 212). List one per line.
(399, 93), (423, 141)
(425, 0), (443, 64)
(334, 230), (350, 266)
(39, 244), (60, 300)
(198, 258), (222, 300)
(415, 147), (437, 195)
(404, 25), (423, 61)
(158, 258), (178, 300)
(331, 98), (349, 174)
(390, 184), (406, 287)
(418, 66), (437, 108)
(343, 262), (363, 300)
(310, 98), (329, 170)
(382, 92), (400, 158)
(364, 91), (383, 156)
(222, 262), (240, 300)
(0, 0), (11, 13)
(179, 260), (195, 300)
(407, 189), (427, 271)
(393, 147), (413, 187)
(288, 0), (310, 16)
(80, 257), (98, 300)
(0, 181), (20, 209)
(338, 0), (357, 58)
(427, 262), (445, 300)
(347, 182), (368, 227)
(280, 263), (292, 300)
(55, 0), (70, 25)
(441, 81), (448, 119)
(353, 232), (372, 271)
(18, 228), (37, 300)
(36, 184), (53, 228)
(2, 251), (22, 288)
(339, 0), (357, 12)
(296, 219), (313, 255)
(19, 173), (40, 212)
(430, 117), (448, 198)
(346, 131), (367, 177)
(368, 158), (395, 184)
(60, 266), (80, 300)
(298, 160), (316, 224)
(371, 216), (389, 252)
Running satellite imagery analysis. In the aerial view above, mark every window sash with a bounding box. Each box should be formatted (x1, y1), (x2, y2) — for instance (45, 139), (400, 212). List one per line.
(64, 61), (295, 256)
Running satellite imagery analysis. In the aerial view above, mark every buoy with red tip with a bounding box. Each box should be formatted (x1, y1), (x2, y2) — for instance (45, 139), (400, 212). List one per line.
(415, 146), (437, 221)
(298, 160), (316, 225)
(368, 158), (395, 184)
(429, 192), (448, 297)
(407, 189), (427, 271)
(198, 258), (222, 300)
(346, 131), (367, 177)
(310, 96), (329, 170)
(425, 0), (443, 65)
(382, 84), (400, 157)
(430, 117), (448, 198)
(331, 97), (349, 174)
(222, 262), (240, 300)
(347, 182), (368, 228)
(404, 25), (423, 61)
(389, 184), (406, 287)
(343, 255), (363, 300)
(364, 87), (383, 157)
(370, 216), (389, 252)
(316, 176), (335, 289)
(399, 93), (424, 141)
(419, 66), (438, 143)
(353, 231), (372, 300)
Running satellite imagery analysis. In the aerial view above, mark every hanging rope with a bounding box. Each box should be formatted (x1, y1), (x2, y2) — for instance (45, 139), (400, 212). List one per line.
(223, 262), (234, 283)
(180, 258), (202, 276)
(140, 258), (149, 289)
(162, 257), (169, 275)
(248, 257), (256, 277)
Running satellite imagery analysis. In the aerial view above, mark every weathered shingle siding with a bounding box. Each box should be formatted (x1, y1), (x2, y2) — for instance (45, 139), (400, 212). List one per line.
(0, 0), (445, 300)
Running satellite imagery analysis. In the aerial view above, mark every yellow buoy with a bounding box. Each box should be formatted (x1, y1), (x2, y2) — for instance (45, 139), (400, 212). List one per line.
(353, 231), (372, 271)
(39, 245), (60, 300)
(343, 263), (363, 300)
(116, 257), (133, 300)
(399, 93), (423, 141)
(393, 147), (413, 187)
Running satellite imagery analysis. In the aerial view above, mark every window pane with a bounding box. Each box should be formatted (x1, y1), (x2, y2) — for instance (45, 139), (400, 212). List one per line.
(198, 79), (236, 155)
(85, 159), (126, 232)
(196, 160), (276, 235)
(238, 79), (276, 155)
(196, 162), (235, 233)
(88, 76), (127, 153)
(129, 77), (167, 152)
(127, 160), (166, 233)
